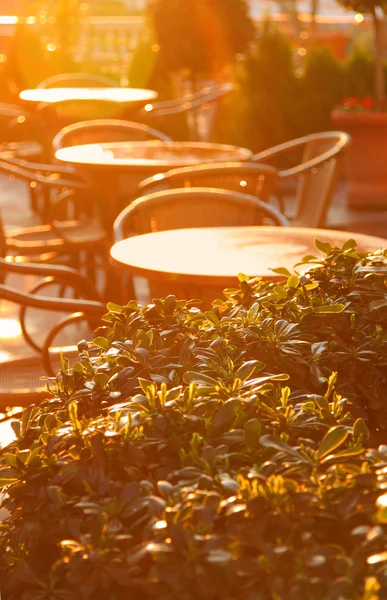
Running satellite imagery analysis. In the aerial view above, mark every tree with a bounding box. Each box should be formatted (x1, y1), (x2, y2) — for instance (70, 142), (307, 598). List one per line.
(148, 0), (255, 84)
(338, 0), (385, 106)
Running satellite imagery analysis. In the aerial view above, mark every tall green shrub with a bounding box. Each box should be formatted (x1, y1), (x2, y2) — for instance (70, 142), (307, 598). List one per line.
(242, 21), (300, 151)
(343, 45), (376, 98)
(298, 46), (344, 134)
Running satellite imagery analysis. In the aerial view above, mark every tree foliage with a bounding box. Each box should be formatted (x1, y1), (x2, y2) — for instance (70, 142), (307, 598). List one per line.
(148, 0), (255, 79)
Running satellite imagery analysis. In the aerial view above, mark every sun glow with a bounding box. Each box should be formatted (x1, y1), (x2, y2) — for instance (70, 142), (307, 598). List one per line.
(0, 319), (22, 340)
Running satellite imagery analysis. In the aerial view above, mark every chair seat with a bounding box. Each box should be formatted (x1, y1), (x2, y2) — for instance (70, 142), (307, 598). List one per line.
(275, 176), (298, 196)
(55, 219), (107, 245)
(0, 349), (79, 408)
(1, 141), (44, 160)
(7, 219), (106, 253)
(0, 354), (60, 407)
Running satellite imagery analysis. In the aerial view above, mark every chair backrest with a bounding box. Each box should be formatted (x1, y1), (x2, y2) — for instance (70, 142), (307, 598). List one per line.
(188, 83), (234, 142)
(138, 82), (234, 142)
(0, 104), (48, 152)
(113, 187), (289, 241)
(138, 162), (278, 203)
(37, 72), (120, 89)
(36, 99), (129, 129)
(251, 131), (350, 228)
(0, 211), (6, 261)
(0, 103), (27, 118)
(0, 157), (85, 188)
(294, 132), (350, 228)
(52, 119), (172, 152)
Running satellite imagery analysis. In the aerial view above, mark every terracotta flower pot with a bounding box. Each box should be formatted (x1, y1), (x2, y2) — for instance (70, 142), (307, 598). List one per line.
(301, 31), (351, 62)
(331, 109), (387, 209)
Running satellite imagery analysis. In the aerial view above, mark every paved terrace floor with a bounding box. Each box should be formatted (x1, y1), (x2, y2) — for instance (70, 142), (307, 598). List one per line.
(0, 173), (386, 447)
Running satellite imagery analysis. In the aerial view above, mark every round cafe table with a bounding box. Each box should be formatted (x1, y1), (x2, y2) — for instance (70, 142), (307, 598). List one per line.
(110, 226), (387, 305)
(56, 141), (252, 225)
(19, 87), (158, 126)
(20, 87), (157, 108)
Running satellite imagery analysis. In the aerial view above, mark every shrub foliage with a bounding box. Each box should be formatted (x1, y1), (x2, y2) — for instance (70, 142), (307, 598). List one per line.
(1, 241), (387, 599)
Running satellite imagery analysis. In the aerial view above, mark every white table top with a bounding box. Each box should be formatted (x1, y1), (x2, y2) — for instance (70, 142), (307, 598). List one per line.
(55, 141), (253, 169)
(110, 226), (387, 286)
(20, 87), (158, 104)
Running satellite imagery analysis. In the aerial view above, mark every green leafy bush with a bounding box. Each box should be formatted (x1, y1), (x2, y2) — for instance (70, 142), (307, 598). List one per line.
(215, 25), (387, 150)
(238, 21), (301, 151)
(2, 241), (387, 599)
(214, 23), (347, 151)
(298, 46), (344, 134)
(343, 45), (375, 98)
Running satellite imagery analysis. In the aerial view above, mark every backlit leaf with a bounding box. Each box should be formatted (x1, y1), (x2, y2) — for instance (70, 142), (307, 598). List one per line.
(317, 426), (349, 459)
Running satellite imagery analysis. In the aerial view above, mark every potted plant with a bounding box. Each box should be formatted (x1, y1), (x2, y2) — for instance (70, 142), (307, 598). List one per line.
(300, 29), (351, 62)
(331, 0), (387, 208)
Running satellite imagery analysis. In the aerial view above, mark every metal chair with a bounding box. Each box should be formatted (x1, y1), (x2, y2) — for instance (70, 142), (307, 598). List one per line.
(0, 103), (49, 161)
(34, 73), (122, 136)
(52, 119), (172, 153)
(0, 151), (89, 217)
(137, 162), (278, 204)
(250, 131), (351, 228)
(113, 187), (288, 303)
(37, 72), (120, 89)
(136, 83), (234, 142)
(0, 160), (108, 282)
(114, 187), (289, 241)
(0, 257), (105, 407)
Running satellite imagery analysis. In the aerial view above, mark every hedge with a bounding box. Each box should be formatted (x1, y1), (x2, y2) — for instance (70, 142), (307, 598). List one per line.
(1, 241), (387, 599)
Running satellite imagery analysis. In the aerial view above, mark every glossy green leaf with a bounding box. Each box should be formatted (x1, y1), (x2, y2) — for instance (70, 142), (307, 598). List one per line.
(287, 275), (300, 288)
(93, 336), (110, 349)
(315, 239), (332, 254)
(183, 372), (218, 385)
(314, 304), (345, 314)
(317, 426), (349, 459)
(244, 418), (261, 447)
(0, 468), (17, 487)
(260, 435), (310, 463)
(342, 238), (357, 252)
(271, 267), (292, 276)
(353, 418), (369, 439)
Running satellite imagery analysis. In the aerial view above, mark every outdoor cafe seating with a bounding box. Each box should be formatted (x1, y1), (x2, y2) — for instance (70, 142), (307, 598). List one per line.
(3, 4), (387, 597)
(0, 69), (377, 415)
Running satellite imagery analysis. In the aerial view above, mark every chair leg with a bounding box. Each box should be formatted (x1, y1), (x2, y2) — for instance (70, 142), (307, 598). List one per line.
(276, 193), (286, 215)
(84, 250), (97, 284)
(104, 268), (136, 304)
(42, 188), (51, 223)
(29, 187), (39, 214)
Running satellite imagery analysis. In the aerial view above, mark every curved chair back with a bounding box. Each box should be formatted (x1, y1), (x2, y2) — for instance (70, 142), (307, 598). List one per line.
(0, 211), (6, 261)
(0, 103), (49, 160)
(37, 72), (120, 89)
(251, 131), (351, 228)
(138, 82), (234, 142)
(53, 119), (172, 152)
(138, 162), (278, 204)
(114, 187), (289, 241)
(0, 103), (28, 118)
